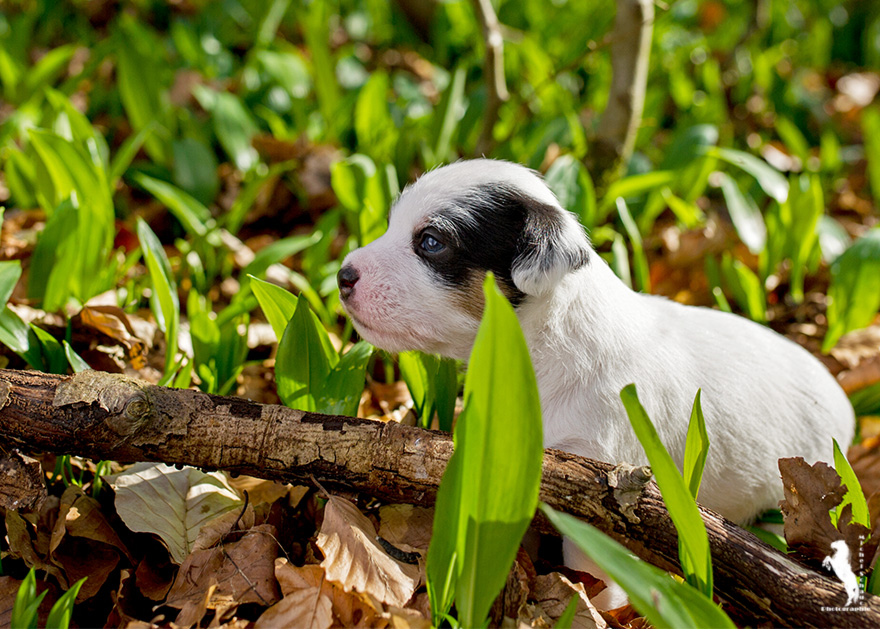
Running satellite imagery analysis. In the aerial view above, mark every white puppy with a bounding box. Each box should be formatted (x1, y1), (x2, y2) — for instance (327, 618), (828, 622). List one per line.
(337, 159), (855, 605)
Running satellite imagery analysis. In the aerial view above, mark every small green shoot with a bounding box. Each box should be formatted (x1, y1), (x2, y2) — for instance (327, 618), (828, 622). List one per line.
(620, 384), (713, 598)
(541, 505), (734, 629)
(426, 274), (543, 627)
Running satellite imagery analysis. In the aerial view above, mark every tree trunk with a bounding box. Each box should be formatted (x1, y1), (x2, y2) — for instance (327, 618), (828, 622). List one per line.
(0, 369), (876, 627)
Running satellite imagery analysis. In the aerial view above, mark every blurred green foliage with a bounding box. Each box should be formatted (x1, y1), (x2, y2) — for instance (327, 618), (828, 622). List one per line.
(0, 0), (878, 394)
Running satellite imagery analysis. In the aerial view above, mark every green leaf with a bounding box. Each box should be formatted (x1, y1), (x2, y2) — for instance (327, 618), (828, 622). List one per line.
(616, 199), (650, 292)
(250, 276), (298, 341)
(775, 117), (810, 165)
(0, 306), (36, 363)
(601, 170), (675, 219)
(823, 228), (880, 352)
(426, 274), (543, 627)
(862, 107), (880, 203)
(172, 138), (220, 206)
(276, 295), (336, 411)
(715, 171), (767, 254)
(31, 324), (67, 374)
(682, 390), (709, 500)
(243, 232), (323, 283)
(317, 341), (373, 416)
(355, 71), (397, 163)
(833, 439), (870, 529)
(708, 147), (789, 203)
(63, 341), (91, 373)
(45, 577), (87, 629)
(428, 65), (467, 168)
(0, 260), (22, 305)
(330, 154), (387, 246)
(620, 384), (713, 597)
(11, 568), (47, 629)
(116, 17), (171, 164)
(132, 173), (211, 238)
(109, 124), (154, 188)
(541, 505), (735, 629)
(137, 219), (180, 373)
(720, 253), (766, 323)
(544, 155), (597, 229)
(660, 124), (718, 170)
(399, 351), (458, 431)
(194, 87), (259, 172)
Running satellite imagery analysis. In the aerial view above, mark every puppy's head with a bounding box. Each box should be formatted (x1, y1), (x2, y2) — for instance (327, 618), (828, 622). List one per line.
(337, 159), (591, 359)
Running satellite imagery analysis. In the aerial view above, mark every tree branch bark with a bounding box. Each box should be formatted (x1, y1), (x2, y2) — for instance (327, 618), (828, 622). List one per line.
(588, 0), (654, 187)
(472, 0), (509, 157)
(0, 369), (877, 627)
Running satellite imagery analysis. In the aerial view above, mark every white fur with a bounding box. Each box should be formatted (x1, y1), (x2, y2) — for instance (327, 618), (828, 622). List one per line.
(339, 159), (855, 607)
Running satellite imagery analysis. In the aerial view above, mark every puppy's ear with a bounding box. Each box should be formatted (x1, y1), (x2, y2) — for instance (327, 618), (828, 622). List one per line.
(512, 202), (591, 296)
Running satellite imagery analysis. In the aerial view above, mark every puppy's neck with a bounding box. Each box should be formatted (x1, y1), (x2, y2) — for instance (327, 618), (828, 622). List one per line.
(516, 257), (643, 371)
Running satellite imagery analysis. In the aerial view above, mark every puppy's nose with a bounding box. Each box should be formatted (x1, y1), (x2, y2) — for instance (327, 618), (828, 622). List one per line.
(337, 265), (360, 300)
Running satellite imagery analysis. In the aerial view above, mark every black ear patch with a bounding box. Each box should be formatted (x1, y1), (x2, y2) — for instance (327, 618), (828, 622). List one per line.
(412, 182), (591, 304)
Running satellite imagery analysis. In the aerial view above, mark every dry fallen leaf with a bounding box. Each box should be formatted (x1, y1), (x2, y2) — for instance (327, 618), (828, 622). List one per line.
(532, 572), (606, 629)
(166, 524), (281, 619)
(73, 305), (149, 369)
(779, 457), (874, 572)
(192, 505), (255, 553)
(378, 504), (433, 553)
(107, 462), (243, 564)
(317, 495), (420, 608)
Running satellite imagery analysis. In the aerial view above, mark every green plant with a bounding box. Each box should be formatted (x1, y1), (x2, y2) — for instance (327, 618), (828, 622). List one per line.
(11, 568), (86, 629)
(620, 385), (712, 597)
(398, 351), (458, 431)
(541, 505), (734, 629)
(426, 275), (543, 626)
(252, 278), (371, 416)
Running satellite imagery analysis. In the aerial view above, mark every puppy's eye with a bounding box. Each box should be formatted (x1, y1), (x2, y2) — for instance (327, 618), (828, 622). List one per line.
(420, 232), (446, 254)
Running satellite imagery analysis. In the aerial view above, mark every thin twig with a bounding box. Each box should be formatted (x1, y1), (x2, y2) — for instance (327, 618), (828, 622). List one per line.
(472, 0), (509, 156)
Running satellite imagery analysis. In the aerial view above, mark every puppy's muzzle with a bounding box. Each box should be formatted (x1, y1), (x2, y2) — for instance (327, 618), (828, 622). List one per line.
(337, 264), (360, 300)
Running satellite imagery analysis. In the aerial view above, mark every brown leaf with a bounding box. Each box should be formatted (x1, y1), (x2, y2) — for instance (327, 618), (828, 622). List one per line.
(192, 505), (255, 553)
(316, 495), (419, 607)
(268, 559), (383, 628)
(378, 504), (433, 553)
(134, 549), (176, 601)
(52, 536), (120, 601)
(0, 450), (47, 512)
(532, 572), (607, 629)
(52, 485), (132, 561)
(73, 305), (148, 369)
(226, 475), (301, 508)
(5, 509), (68, 587)
(778, 457), (872, 572)
(166, 524), (281, 613)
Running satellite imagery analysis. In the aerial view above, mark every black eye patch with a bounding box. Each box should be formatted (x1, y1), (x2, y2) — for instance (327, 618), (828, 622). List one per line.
(411, 184), (561, 306)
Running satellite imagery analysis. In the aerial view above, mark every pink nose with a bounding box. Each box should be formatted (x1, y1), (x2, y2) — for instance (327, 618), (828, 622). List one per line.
(337, 265), (360, 300)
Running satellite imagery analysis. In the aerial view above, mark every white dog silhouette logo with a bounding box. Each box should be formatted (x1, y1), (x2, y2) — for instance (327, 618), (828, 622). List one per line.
(822, 540), (860, 607)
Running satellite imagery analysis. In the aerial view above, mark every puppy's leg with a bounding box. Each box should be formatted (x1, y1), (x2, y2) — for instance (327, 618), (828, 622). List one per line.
(562, 538), (629, 610)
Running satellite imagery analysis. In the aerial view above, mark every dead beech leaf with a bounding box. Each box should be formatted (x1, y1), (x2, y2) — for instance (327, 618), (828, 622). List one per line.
(51, 485), (132, 561)
(52, 537), (119, 601)
(225, 475), (299, 507)
(4, 510), (67, 587)
(779, 457), (873, 572)
(273, 559), (382, 627)
(378, 504), (433, 553)
(74, 305), (148, 369)
(192, 505), (255, 553)
(317, 495), (420, 607)
(107, 462), (243, 564)
(532, 573), (606, 629)
(166, 524), (281, 612)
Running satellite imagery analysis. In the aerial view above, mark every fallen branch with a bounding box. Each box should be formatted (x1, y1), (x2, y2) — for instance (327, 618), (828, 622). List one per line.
(0, 368), (876, 627)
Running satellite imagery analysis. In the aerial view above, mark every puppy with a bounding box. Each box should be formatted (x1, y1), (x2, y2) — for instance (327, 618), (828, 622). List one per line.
(337, 158), (855, 605)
